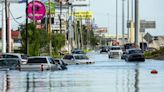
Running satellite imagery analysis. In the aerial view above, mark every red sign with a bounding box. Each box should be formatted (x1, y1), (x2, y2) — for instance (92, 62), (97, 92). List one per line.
(27, 1), (46, 20)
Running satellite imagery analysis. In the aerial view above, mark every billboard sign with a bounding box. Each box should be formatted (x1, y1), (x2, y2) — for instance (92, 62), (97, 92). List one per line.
(27, 1), (46, 20)
(74, 11), (93, 19)
(71, 0), (89, 6)
(140, 20), (156, 29)
(51, 13), (67, 30)
(127, 20), (156, 29)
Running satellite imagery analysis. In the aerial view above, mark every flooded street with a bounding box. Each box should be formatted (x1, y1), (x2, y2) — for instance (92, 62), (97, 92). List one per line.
(1, 51), (164, 92)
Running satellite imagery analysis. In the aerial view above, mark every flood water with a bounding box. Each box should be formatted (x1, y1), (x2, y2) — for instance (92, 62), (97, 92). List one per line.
(1, 51), (164, 92)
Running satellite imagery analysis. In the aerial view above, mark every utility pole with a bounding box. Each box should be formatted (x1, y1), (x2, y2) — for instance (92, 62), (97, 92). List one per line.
(116, 0), (118, 41)
(32, 0), (35, 23)
(59, 0), (62, 33)
(135, 0), (139, 47)
(26, 0), (29, 55)
(48, 0), (52, 55)
(130, 0), (135, 43)
(127, 0), (130, 42)
(122, 0), (125, 45)
(2, 2), (6, 53)
(5, 0), (8, 52)
(7, 3), (11, 52)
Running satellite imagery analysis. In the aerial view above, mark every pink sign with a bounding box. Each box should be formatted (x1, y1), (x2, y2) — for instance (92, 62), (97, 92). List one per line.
(27, 1), (46, 20)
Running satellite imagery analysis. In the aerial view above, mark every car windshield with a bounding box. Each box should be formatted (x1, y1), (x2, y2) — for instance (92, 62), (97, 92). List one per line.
(21, 55), (28, 59)
(111, 47), (121, 50)
(28, 58), (47, 63)
(74, 55), (89, 60)
(129, 49), (143, 54)
(72, 50), (85, 54)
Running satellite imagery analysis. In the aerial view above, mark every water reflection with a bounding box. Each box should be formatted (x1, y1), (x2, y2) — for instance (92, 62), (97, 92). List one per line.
(0, 53), (164, 92)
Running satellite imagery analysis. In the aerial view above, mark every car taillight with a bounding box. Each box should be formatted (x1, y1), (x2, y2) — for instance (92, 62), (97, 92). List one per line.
(40, 64), (44, 71)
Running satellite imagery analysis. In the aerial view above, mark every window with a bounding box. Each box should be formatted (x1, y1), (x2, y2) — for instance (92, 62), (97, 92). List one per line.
(111, 47), (121, 50)
(74, 55), (89, 60)
(0, 60), (6, 66)
(28, 58), (47, 63)
(48, 58), (54, 64)
(63, 55), (73, 60)
(6, 55), (19, 58)
(21, 55), (28, 59)
(129, 50), (142, 54)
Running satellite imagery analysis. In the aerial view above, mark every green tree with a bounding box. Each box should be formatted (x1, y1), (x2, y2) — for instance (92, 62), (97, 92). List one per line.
(51, 33), (66, 54)
(82, 25), (99, 49)
(20, 23), (49, 56)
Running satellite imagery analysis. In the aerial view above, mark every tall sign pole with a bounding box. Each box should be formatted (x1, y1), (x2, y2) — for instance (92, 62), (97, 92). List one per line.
(26, 0), (29, 55)
(135, 0), (139, 47)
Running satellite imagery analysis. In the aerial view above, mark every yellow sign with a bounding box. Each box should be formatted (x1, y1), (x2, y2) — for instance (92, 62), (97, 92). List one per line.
(74, 11), (93, 19)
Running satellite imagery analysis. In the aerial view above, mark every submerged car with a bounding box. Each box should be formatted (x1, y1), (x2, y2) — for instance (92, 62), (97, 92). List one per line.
(0, 58), (21, 71)
(0, 53), (28, 64)
(125, 48), (145, 62)
(108, 46), (123, 58)
(21, 56), (62, 71)
(62, 54), (95, 65)
(71, 50), (86, 54)
(121, 51), (127, 59)
(53, 59), (68, 70)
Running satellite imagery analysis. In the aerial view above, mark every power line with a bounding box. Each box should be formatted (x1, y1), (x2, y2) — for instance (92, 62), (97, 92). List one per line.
(8, 6), (24, 25)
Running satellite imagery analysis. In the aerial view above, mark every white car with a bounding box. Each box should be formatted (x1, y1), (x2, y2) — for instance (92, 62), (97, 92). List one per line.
(108, 46), (123, 58)
(21, 56), (62, 71)
(62, 54), (95, 65)
(0, 53), (28, 64)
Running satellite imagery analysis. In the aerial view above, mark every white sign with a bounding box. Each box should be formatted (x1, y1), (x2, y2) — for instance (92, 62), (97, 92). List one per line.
(71, 0), (89, 6)
(52, 20), (66, 30)
(0, 0), (26, 3)
(51, 12), (67, 30)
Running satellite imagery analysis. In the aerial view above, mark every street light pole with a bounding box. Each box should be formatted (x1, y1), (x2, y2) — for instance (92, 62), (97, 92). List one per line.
(116, 0), (118, 41)
(135, 0), (139, 47)
(122, 0), (125, 45)
(127, 0), (130, 42)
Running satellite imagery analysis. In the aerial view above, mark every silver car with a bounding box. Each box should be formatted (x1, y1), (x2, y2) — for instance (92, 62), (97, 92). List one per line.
(108, 46), (123, 58)
(62, 54), (95, 65)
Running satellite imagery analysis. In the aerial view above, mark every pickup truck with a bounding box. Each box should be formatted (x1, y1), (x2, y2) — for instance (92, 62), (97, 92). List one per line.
(21, 56), (62, 71)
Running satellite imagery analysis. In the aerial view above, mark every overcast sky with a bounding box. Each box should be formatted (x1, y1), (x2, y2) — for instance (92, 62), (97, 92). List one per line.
(0, 0), (164, 36)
